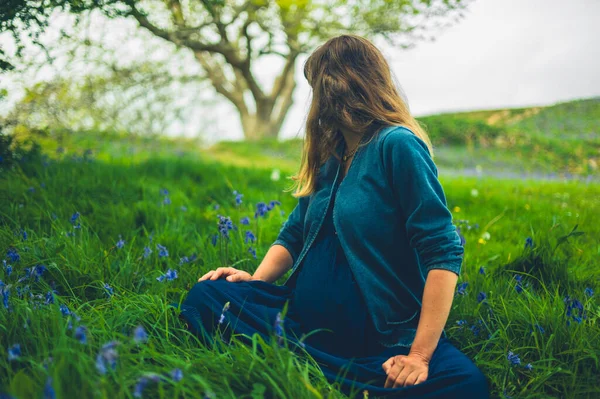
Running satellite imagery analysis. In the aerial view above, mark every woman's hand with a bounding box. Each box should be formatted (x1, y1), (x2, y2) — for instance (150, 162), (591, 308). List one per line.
(382, 353), (429, 388)
(198, 267), (255, 283)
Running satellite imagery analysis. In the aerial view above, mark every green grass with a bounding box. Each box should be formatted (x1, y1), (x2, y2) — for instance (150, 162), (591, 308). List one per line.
(1, 97), (600, 398)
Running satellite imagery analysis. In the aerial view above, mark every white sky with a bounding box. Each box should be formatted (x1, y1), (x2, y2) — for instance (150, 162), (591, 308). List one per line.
(1, 0), (599, 142)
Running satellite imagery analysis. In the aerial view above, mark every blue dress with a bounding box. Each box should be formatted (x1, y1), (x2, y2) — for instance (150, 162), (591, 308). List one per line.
(177, 177), (489, 398)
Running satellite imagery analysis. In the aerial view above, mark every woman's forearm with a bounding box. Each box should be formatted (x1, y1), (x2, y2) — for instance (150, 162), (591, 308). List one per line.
(409, 268), (459, 361)
(251, 244), (295, 283)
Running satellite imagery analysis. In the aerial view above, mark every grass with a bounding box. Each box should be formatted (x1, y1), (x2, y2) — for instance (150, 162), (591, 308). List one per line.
(1, 97), (600, 398)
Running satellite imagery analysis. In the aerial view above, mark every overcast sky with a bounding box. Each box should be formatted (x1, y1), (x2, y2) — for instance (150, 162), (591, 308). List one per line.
(2, 0), (599, 142)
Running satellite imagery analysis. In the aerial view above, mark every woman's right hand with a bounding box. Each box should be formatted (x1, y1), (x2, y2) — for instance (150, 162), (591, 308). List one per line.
(198, 267), (255, 283)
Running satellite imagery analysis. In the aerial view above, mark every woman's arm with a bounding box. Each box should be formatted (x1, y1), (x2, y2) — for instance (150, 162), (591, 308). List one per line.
(251, 244), (294, 283)
(409, 269), (458, 361)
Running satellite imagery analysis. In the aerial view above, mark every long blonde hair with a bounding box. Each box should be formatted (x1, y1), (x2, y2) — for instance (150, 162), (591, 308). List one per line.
(287, 34), (433, 198)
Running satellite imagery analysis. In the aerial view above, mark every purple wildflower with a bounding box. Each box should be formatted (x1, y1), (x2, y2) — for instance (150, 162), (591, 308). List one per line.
(103, 283), (114, 297)
(240, 217), (250, 225)
(248, 247), (257, 259)
(584, 287), (594, 297)
(477, 292), (487, 303)
(6, 248), (20, 263)
(157, 269), (177, 282)
(156, 244), (169, 257)
(456, 320), (467, 326)
(507, 351), (521, 366)
(70, 212), (80, 224)
(43, 377), (56, 399)
(217, 215), (234, 239)
(456, 282), (468, 296)
(233, 190), (243, 206)
(8, 344), (21, 361)
(96, 341), (120, 374)
(163, 196), (171, 205)
(59, 304), (71, 316)
(524, 363), (533, 371)
(267, 200), (281, 211)
(75, 326), (87, 344)
(133, 325), (148, 344)
(244, 230), (256, 244)
(160, 188), (169, 196)
(143, 246), (152, 259)
(254, 202), (268, 218)
(116, 237), (125, 249)
(170, 368), (183, 382)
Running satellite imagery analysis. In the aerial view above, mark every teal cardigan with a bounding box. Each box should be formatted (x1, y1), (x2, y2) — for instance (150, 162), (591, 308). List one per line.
(270, 125), (464, 348)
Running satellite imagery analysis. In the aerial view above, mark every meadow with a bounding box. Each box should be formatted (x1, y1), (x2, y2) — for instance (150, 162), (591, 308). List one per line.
(1, 99), (599, 398)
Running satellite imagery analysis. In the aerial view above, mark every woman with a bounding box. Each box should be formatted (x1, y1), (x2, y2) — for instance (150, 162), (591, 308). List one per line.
(178, 34), (490, 398)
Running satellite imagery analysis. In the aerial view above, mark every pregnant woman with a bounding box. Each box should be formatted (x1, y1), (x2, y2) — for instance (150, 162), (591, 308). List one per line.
(177, 34), (489, 398)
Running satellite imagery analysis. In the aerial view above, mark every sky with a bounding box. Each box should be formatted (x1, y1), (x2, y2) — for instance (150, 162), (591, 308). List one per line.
(1, 0), (599, 142)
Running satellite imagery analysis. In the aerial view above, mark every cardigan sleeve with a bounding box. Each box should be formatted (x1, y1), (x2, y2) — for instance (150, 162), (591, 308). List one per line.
(270, 195), (310, 265)
(381, 127), (464, 276)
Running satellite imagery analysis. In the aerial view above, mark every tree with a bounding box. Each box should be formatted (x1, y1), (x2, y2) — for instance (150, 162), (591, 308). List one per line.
(1, 0), (470, 140)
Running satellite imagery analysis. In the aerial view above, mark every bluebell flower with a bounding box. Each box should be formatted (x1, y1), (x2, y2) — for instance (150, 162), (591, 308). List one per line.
(507, 351), (521, 366)
(103, 283), (114, 297)
(21, 229), (28, 241)
(524, 237), (533, 248)
(219, 301), (230, 324)
(133, 376), (148, 398)
(456, 320), (467, 326)
(1, 285), (9, 309)
(8, 344), (21, 361)
(217, 215), (234, 239)
(116, 237), (125, 249)
(254, 202), (268, 218)
(31, 264), (47, 282)
(266, 200), (278, 211)
(3, 260), (12, 277)
(156, 244), (169, 257)
(179, 256), (190, 265)
(170, 368), (183, 382)
(163, 196), (171, 205)
(70, 212), (80, 224)
(533, 324), (545, 334)
(211, 234), (218, 246)
(180, 205), (187, 212)
(524, 363), (533, 371)
(469, 324), (480, 336)
(45, 291), (54, 305)
(233, 190), (243, 206)
(157, 269), (177, 282)
(6, 248), (20, 263)
(477, 292), (487, 303)
(573, 316), (582, 324)
(584, 287), (594, 297)
(456, 282), (468, 296)
(160, 188), (169, 196)
(143, 246), (152, 259)
(60, 304), (71, 316)
(244, 230), (256, 244)
(133, 325), (148, 344)
(43, 377), (56, 399)
(478, 266), (485, 275)
(213, 204), (220, 210)
(96, 341), (120, 375)
(274, 312), (284, 345)
(248, 247), (257, 259)
(240, 216), (250, 225)
(75, 326), (87, 344)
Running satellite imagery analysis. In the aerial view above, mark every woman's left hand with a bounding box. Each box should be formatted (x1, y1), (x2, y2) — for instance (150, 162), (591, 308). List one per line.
(382, 353), (429, 388)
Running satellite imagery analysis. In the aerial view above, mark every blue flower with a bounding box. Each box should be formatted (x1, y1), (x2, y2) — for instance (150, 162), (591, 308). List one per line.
(479, 266), (485, 275)
(2, 286), (9, 310)
(60, 304), (71, 317)
(116, 237), (125, 249)
(456, 282), (468, 296)
(45, 291), (54, 305)
(133, 325), (148, 344)
(213, 204), (220, 210)
(507, 351), (521, 366)
(156, 244), (169, 257)
(456, 319), (467, 326)
(240, 216), (250, 225)
(160, 188), (169, 196)
(8, 344), (21, 361)
(103, 283), (114, 297)
(211, 234), (218, 246)
(248, 247), (257, 259)
(21, 229), (28, 241)
(70, 212), (80, 224)
(477, 292), (487, 303)
(533, 324), (545, 334)
(157, 269), (177, 282)
(217, 215), (234, 239)
(163, 196), (171, 205)
(233, 190), (243, 205)
(3, 260), (12, 277)
(170, 368), (183, 382)
(75, 326), (87, 344)
(584, 287), (594, 297)
(180, 205), (188, 212)
(6, 248), (20, 263)
(143, 246), (152, 259)
(43, 376), (56, 399)
(274, 312), (284, 345)
(524, 237), (533, 248)
(219, 301), (230, 324)
(254, 202), (268, 218)
(524, 363), (533, 371)
(179, 256), (190, 265)
(244, 230), (256, 244)
(267, 200), (281, 211)
(96, 341), (120, 375)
